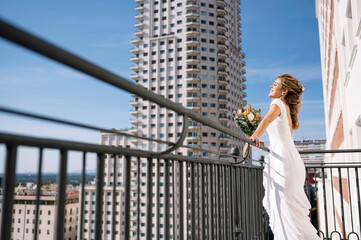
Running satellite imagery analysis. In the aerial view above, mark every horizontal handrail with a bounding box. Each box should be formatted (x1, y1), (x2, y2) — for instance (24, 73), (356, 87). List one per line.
(0, 132), (263, 168)
(0, 17), (269, 153)
(0, 105), (264, 163)
(299, 149), (361, 154)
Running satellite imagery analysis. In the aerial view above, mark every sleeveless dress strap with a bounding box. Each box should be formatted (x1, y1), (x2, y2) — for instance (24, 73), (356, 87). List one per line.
(270, 98), (285, 116)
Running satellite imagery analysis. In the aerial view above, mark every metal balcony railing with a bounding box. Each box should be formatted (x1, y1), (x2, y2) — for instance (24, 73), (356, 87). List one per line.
(1, 18), (361, 240)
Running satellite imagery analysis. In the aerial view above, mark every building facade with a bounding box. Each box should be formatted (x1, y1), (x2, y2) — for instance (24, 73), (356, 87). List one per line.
(129, 0), (246, 158)
(0, 185), (79, 240)
(316, 0), (361, 237)
(294, 139), (326, 163)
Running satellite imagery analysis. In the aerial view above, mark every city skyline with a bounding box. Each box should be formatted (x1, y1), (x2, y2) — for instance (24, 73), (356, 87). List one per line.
(0, 1), (325, 172)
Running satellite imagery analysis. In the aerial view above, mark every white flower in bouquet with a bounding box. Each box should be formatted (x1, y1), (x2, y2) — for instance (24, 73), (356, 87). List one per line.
(247, 113), (255, 121)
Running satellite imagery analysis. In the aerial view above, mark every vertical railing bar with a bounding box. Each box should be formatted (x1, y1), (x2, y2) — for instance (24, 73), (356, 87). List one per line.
(164, 159), (170, 240)
(137, 157), (141, 240)
(197, 163), (201, 239)
(79, 151), (86, 240)
(33, 147), (43, 240)
(217, 165), (221, 240)
(186, 162), (189, 239)
(330, 167), (336, 230)
(306, 168), (311, 202)
(252, 169), (256, 238)
(201, 163), (206, 240)
(95, 153), (105, 240)
(346, 167), (354, 231)
(244, 167), (248, 240)
(209, 164), (214, 240)
(201, 164), (205, 240)
(355, 167), (361, 235)
(112, 154), (117, 240)
(337, 167), (346, 239)
(229, 166), (234, 240)
(124, 155), (131, 240)
(55, 149), (68, 240)
(179, 161), (184, 240)
(191, 162), (196, 240)
(172, 161), (176, 240)
(249, 168), (253, 238)
(0, 144), (18, 240)
(321, 167), (329, 238)
(156, 159), (160, 239)
(222, 166), (227, 239)
(235, 166), (241, 240)
(146, 157), (153, 240)
(256, 169), (261, 239)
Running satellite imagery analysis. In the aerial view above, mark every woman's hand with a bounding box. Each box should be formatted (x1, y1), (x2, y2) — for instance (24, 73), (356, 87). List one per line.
(246, 134), (261, 148)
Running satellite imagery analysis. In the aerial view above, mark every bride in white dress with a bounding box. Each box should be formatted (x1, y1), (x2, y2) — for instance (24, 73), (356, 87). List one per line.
(247, 74), (321, 240)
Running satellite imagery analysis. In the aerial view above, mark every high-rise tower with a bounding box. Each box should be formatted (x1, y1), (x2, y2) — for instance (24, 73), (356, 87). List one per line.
(130, 0), (246, 158)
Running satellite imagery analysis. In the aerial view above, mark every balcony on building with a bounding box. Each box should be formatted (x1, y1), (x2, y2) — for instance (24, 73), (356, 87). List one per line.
(216, 0), (226, 8)
(130, 73), (139, 81)
(216, 32), (227, 41)
(238, 37), (243, 43)
(135, 30), (144, 38)
(218, 106), (229, 114)
(240, 51), (245, 58)
(185, 19), (199, 27)
(135, 14), (144, 21)
(218, 96), (228, 104)
(216, 24), (227, 33)
(185, 47), (199, 54)
(237, 14), (241, 21)
(130, 108), (140, 116)
(185, 10), (199, 18)
(135, 22), (144, 30)
(237, 7), (241, 14)
(217, 42), (227, 50)
(218, 77), (228, 86)
(241, 68), (246, 74)
(217, 50), (227, 59)
(135, 0), (144, 4)
(187, 133), (201, 141)
(131, 38), (141, 45)
(217, 60), (228, 68)
(185, 37), (200, 46)
(135, 5), (144, 13)
(238, 22), (242, 29)
(129, 127), (140, 134)
(242, 92), (247, 98)
(217, 69), (229, 77)
(185, 92), (201, 101)
(216, 15), (227, 24)
(130, 64), (141, 71)
(130, 47), (140, 54)
(130, 99), (140, 106)
(216, 7), (226, 16)
(130, 55), (140, 63)
(218, 86), (228, 95)
(186, 57), (200, 64)
(241, 60), (246, 67)
(186, 28), (199, 37)
(242, 84), (247, 90)
(186, 84), (200, 92)
(185, 1), (198, 10)
(129, 118), (140, 124)
(242, 76), (247, 82)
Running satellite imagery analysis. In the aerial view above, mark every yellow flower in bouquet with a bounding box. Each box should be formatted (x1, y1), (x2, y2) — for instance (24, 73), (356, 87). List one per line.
(233, 103), (262, 135)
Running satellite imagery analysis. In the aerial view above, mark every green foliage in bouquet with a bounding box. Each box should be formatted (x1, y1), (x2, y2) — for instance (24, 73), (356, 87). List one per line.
(233, 102), (262, 136)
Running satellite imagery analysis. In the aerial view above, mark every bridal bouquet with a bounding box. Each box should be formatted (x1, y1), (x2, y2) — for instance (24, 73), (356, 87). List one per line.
(233, 103), (262, 136)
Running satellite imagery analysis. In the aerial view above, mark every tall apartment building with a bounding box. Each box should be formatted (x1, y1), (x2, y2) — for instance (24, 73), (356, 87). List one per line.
(130, 0), (246, 158)
(82, 0), (246, 239)
(316, 0), (361, 237)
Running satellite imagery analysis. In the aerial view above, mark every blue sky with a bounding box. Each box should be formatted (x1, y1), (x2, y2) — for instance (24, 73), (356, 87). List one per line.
(0, 1), (325, 172)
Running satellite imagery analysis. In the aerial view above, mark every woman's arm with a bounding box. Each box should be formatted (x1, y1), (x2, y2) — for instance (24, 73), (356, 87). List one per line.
(248, 103), (281, 147)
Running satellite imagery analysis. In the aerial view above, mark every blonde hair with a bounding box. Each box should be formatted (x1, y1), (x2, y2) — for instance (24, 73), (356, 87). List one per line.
(278, 74), (304, 130)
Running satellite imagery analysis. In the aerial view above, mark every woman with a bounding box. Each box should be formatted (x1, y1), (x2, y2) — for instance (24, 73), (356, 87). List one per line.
(247, 74), (321, 239)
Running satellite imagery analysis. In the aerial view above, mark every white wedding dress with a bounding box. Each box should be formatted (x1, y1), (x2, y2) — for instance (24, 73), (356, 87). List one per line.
(263, 98), (321, 240)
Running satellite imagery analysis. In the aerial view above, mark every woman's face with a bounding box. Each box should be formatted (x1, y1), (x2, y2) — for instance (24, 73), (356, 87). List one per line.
(269, 78), (285, 99)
